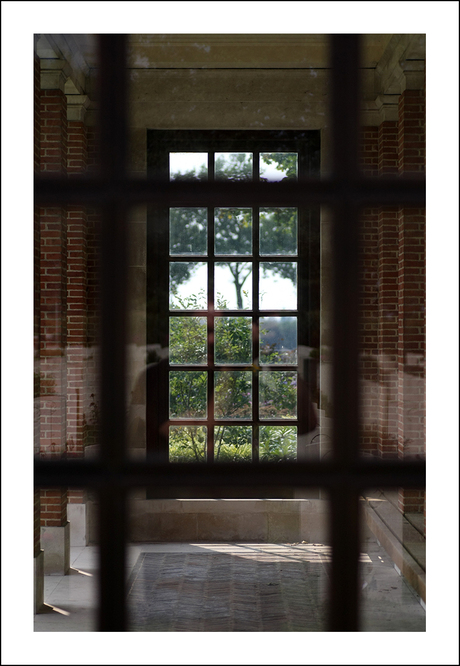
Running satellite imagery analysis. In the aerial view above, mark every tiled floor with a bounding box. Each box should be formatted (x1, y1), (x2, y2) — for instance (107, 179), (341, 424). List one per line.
(34, 531), (425, 632)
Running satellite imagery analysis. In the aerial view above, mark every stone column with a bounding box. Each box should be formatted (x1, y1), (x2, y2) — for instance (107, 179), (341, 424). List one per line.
(39, 58), (70, 574)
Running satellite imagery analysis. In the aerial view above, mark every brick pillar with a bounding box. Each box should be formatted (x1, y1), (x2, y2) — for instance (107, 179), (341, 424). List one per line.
(359, 128), (379, 455)
(397, 84), (426, 515)
(39, 62), (70, 574)
(377, 118), (400, 459)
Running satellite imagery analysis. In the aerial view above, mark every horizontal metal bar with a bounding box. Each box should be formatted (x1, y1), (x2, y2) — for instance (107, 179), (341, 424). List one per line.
(35, 175), (425, 208)
(168, 365), (297, 370)
(34, 458), (425, 490)
(168, 420), (299, 427)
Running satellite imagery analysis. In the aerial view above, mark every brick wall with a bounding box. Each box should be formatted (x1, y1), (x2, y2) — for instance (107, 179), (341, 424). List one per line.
(359, 95), (426, 519)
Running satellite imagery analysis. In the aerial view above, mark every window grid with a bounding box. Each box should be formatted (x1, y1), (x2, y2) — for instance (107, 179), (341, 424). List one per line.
(168, 150), (300, 464)
(34, 34), (426, 632)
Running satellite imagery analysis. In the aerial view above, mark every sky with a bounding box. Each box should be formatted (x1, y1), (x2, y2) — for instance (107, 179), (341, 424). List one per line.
(170, 152), (292, 180)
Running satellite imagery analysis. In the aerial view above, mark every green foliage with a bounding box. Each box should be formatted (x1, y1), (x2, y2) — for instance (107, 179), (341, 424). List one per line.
(170, 207), (207, 255)
(169, 287), (207, 311)
(214, 425), (252, 462)
(260, 207), (297, 256)
(169, 371), (207, 418)
(214, 207), (252, 255)
(170, 315), (207, 365)
(215, 153), (252, 181)
(259, 426), (297, 462)
(214, 314), (252, 364)
(215, 371), (252, 419)
(169, 426), (207, 462)
(259, 371), (297, 419)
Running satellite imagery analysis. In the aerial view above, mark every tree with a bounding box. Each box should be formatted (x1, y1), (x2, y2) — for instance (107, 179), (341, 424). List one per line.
(168, 296), (298, 463)
(169, 153), (298, 305)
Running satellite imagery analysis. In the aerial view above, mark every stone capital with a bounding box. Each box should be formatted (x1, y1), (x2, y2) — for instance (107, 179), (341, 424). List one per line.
(397, 60), (425, 92)
(375, 94), (400, 122)
(361, 100), (381, 127)
(40, 58), (71, 92)
(66, 94), (91, 122)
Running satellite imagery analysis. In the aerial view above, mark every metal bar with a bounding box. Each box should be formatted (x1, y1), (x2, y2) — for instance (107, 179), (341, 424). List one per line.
(34, 458), (426, 491)
(329, 34), (362, 632)
(34, 175), (425, 208)
(97, 33), (128, 633)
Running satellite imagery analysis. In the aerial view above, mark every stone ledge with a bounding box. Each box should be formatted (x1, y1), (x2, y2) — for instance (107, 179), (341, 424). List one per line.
(362, 497), (425, 603)
(135, 498), (321, 514)
(126, 498), (329, 544)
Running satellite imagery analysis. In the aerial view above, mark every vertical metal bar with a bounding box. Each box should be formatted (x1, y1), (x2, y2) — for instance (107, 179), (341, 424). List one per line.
(328, 34), (362, 632)
(97, 34), (128, 632)
(207, 152), (215, 463)
(253, 151), (260, 463)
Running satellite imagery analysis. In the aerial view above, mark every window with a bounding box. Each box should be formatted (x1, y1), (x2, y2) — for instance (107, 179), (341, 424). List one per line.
(146, 131), (320, 486)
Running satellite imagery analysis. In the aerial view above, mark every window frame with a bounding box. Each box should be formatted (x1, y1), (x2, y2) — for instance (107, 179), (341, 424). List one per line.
(146, 130), (320, 476)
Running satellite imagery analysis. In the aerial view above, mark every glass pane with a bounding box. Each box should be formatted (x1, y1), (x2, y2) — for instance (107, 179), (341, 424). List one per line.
(170, 208), (207, 255)
(215, 152), (252, 181)
(214, 425), (252, 462)
(260, 153), (298, 181)
(214, 208), (252, 255)
(169, 262), (207, 310)
(215, 262), (252, 310)
(214, 371), (252, 419)
(259, 263), (297, 310)
(169, 316), (207, 365)
(169, 371), (207, 419)
(214, 316), (252, 365)
(259, 371), (297, 419)
(169, 152), (207, 181)
(259, 426), (297, 461)
(169, 426), (207, 462)
(260, 317), (297, 365)
(259, 208), (297, 255)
